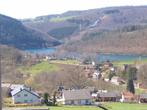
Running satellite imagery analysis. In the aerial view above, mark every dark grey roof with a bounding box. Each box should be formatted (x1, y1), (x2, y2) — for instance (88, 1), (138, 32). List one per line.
(11, 86), (40, 98)
(63, 89), (92, 100)
(140, 93), (147, 99)
(98, 92), (121, 98)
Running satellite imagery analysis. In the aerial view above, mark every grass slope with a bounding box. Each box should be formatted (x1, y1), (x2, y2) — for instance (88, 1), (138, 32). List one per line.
(49, 16), (75, 22)
(19, 61), (59, 75)
(50, 60), (80, 65)
(113, 58), (147, 66)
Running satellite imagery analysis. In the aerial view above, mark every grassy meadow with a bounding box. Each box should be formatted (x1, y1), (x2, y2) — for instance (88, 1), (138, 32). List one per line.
(104, 102), (147, 110)
(113, 58), (147, 66)
(18, 61), (59, 75)
(49, 16), (75, 22)
(4, 103), (147, 110)
(50, 59), (80, 65)
(49, 103), (147, 110)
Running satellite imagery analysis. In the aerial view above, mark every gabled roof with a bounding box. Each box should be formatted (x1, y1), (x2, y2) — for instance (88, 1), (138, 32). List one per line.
(10, 84), (24, 90)
(63, 89), (92, 100)
(98, 92), (121, 98)
(11, 86), (40, 98)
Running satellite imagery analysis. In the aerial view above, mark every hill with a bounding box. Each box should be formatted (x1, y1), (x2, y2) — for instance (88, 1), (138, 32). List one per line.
(22, 6), (147, 54)
(0, 14), (60, 49)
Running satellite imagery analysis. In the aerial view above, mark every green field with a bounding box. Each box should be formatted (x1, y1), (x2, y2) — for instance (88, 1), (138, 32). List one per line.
(49, 16), (75, 22)
(104, 102), (147, 110)
(18, 61), (59, 75)
(113, 58), (147, 66)
(5, 103), (147, 110)
(49, 106), (100, 110)
(49, 103), (147, 110)
(50, 59), (80, 65)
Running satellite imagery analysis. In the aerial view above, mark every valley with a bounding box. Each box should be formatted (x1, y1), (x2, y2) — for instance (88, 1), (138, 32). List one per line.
(1, 5), (147, 110)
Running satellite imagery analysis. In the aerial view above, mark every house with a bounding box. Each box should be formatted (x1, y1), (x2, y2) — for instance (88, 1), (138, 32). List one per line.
(103, 60), (113, 68)
(11, 85), (41, 104)
(120, 92), (135, 102)
(110, 76), (125, 85)
(134, 82), (142, 89)
(92, 71), (101, 79)
(97, 92), (121, 102)
(57, 89), (93, 105)
(139, 93), (147, 103)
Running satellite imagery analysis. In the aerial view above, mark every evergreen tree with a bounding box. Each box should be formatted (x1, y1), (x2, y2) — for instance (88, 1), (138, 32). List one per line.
(44, 93), (49, 105)
(127, 79), (135, 94)
(127, 67), (137, 80)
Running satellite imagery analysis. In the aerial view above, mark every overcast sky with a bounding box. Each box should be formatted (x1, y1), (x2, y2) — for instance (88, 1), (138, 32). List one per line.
(0, 0), (147, 19)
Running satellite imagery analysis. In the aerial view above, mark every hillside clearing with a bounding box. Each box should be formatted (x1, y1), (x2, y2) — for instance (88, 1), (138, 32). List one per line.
(18, 61), (59, 75)
(49, 16), (75, 22)
(50, 59), (80, 65)
(113, 58), (147, 66)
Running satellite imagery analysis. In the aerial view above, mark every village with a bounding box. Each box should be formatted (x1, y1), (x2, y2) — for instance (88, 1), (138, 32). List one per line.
(2, 55), (147, 110)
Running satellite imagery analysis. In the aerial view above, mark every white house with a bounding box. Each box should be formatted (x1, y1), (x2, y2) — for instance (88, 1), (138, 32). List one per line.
(57, 89), (93, 105)
(92, 71), (101, 79)
(110, 76), (125, 85)
(11, 85), (41, 104)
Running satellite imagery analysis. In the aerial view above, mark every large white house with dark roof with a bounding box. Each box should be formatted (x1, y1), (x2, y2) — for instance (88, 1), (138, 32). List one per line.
(11, 85), (41, 104)
(57, 89), (93, 105)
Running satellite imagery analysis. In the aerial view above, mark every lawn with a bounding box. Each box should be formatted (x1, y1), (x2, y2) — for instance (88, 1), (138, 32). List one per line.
(4, 103), (147, 110)
(49, 16), (75, 22)
(18, 61), (59, 75)
(103, 102), (147, 110)
(50, 59), (80, 65)
(49, 106), (100, 110)
(135, 88), (147, 95)
(113, 58), (147, 67)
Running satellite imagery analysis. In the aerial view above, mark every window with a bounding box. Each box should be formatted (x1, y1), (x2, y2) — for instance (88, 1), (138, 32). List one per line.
(71, 100), (74, 104)
(24, 94), (28, 97)
(30, 99), (33, 102)
(85, 99), (89, 104)
(24, 100), (28, 103)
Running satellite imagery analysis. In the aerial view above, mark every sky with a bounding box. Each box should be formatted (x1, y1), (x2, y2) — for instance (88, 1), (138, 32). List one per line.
(0, 0), (147, 19)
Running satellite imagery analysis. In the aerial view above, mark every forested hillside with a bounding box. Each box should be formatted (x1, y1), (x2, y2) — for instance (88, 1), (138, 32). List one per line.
(0, 14), (60, 49)
(22, 6), (147, 54)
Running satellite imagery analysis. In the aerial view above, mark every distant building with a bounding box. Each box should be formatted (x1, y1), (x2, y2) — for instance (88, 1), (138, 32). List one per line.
(11, 85), (40, 104)
(92, 71), (101, 79)
(57, 89), (93, 105)
(139, 93), (147, 103)
(97, 92), (121, 102)
(110, 76), (125, 85)
(120, 92), (135, 102)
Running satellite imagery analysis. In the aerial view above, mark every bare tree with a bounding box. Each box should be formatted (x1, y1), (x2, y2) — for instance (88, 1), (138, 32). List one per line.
(66, 66), (91, 89)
